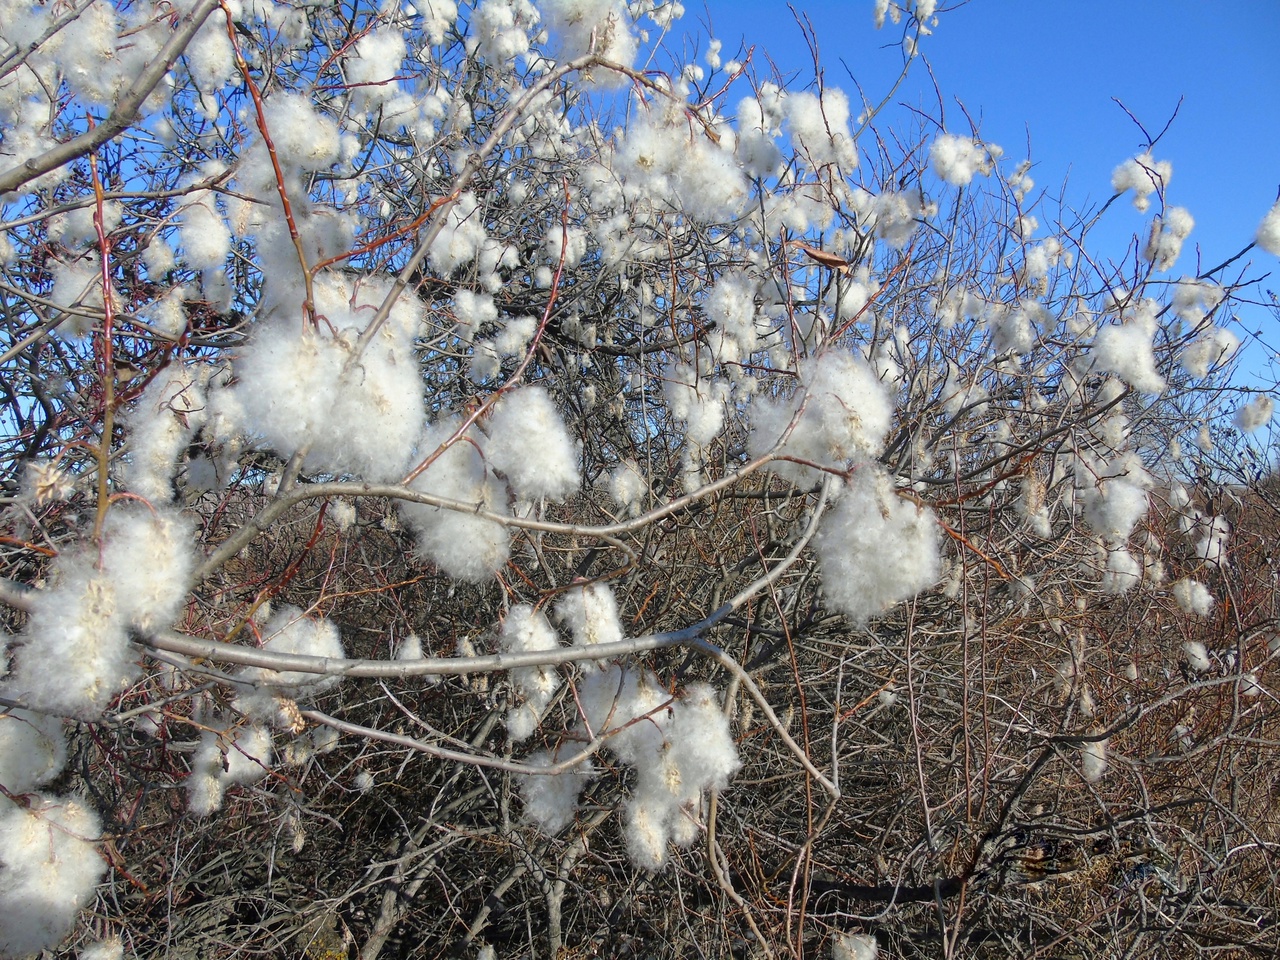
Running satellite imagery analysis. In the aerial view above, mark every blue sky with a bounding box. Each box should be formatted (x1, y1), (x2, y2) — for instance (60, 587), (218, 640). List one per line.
(694, 0), (1280, 371)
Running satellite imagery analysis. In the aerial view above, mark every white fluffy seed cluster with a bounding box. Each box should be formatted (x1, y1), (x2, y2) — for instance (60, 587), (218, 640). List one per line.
(555, 581), (624, 646)
(0, 702), (108, 953)
(177, 604), (346, 815)
(519, 664), (741, 871)
(4, 505), (192, 719)
(398, 386), (580, 582)
(186, 722), (275, 818)
(929, 132), (999, 187)
(505, 583), (740, 870)
(1069, 451), (1155, 596)
(0, 795), (105, 956)
(502, 605), (564, 742)
(504, 583), (625, 743)
(124, 361), (233, 503)
(0, 506), (197, 952)
(814, 467), (941, 624)
(231, 272), (427, 483)
(749, 352), (893, 483)
(1234, 395), (1274, 432)
(1141, 206), (1194, 272)
(182, 609), (350, 817)
(1111, 152), (1172, 213)
(1171, 578), (1213, 616)
(1257, 201), (1280, 256)
(1180, 326), (1239, 378)
(609, 97), (749, 223)
(1075, 452), (1151, 545)
(540, 0), (637, 81)
(0, 710), (65, 798)
(1088, 301), (1166, 394)
(1081, 738), (1108, 783)
(237, 604), (346, 694)
(485, 386), (580, 499)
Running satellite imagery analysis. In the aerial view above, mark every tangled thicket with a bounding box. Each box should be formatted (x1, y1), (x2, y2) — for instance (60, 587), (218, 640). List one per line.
(1, 0), (1279, 957)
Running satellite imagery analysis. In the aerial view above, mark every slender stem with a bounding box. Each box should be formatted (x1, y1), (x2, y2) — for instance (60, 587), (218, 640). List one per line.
(89, 143), (114, 542)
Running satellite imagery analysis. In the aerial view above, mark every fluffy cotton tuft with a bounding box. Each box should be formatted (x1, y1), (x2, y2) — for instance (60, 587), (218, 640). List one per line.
(1171, 277), (1224, 323)
(735, 92), (785, 180)
(558, 667), (738, 870)
(328, 499), (357, 532)
(483, 386), (580, 500)
(1141, 206), (1194, 272)
(238, 604), (344, 695)
(1081, 738), (1108, 782)
(1171, 578), (1213, 616)
(1111, 152), (1171, 212)
(618, 682), (740, 869)
(427, 192), (488, 276)
(421, 0), (459, 44)
(577, 664), (671, 765)
(929, 133), (997, 187)
(623, 793), (670, 870)
(1101, 547), (1142, 594)
(609, 101), (749, 223)
(187, 723), (274, 816)
(785, 88), (858, 170)
(1234, 395), (1274, 432)
(1180, 326), (1239, 378)
(1254, 201), (1280, 256)
(176, 191), (230, 271)
(468, 0), (540, 64)
(261, 93), (341, 171)
(555, 582), (623, 646)
(3, 552), (127, 716)
(608, 459), (648, 512)
(664, 362), (730, 447)
(452, 288), (497, 342)
(124, 362), (211, 502)
(540, 0), (637, 76)
(4, 505), (192, 718)
(1182, 640), (1211, 673)
(749, 352), (893, 483)
(396, 634), (424, 661)
(1089, 304), (1165, 394)
(814, 467), (941, 624)
(140, 283), (188, 337)
(518, 747), (596, 834)
(500, 605), (563, 742)
(833, 932), (879, 960)
(666, 684), (741, 793)
(51, 1), (131, 106)
(703, 270), (764, 356)
(1195, 515), (1229, 568)
(185, 15), (236, 100)
(101, 505), (195, 631)
(342, 27), (407, 106)
(0, 794), (105, 957)
(987, 301), (1042, 357)
(230, 272), (425, 481)
(848, 188), (920, 248)
(78, 937), (124, 960)
(400, 419), (511, 582)
(48, 256), (112, 339)
(0, 709), (66, 795)
(1076, 452), (1151, 544)
(18, 460), (75, 507)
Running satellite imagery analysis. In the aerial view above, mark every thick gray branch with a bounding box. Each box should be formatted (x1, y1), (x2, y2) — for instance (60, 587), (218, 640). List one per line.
(141, 604), (732, 679)
(0, 0), (221, 197)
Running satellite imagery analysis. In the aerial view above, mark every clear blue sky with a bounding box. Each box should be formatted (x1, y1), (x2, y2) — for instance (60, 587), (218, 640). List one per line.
(694, 0), (1280, 369)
